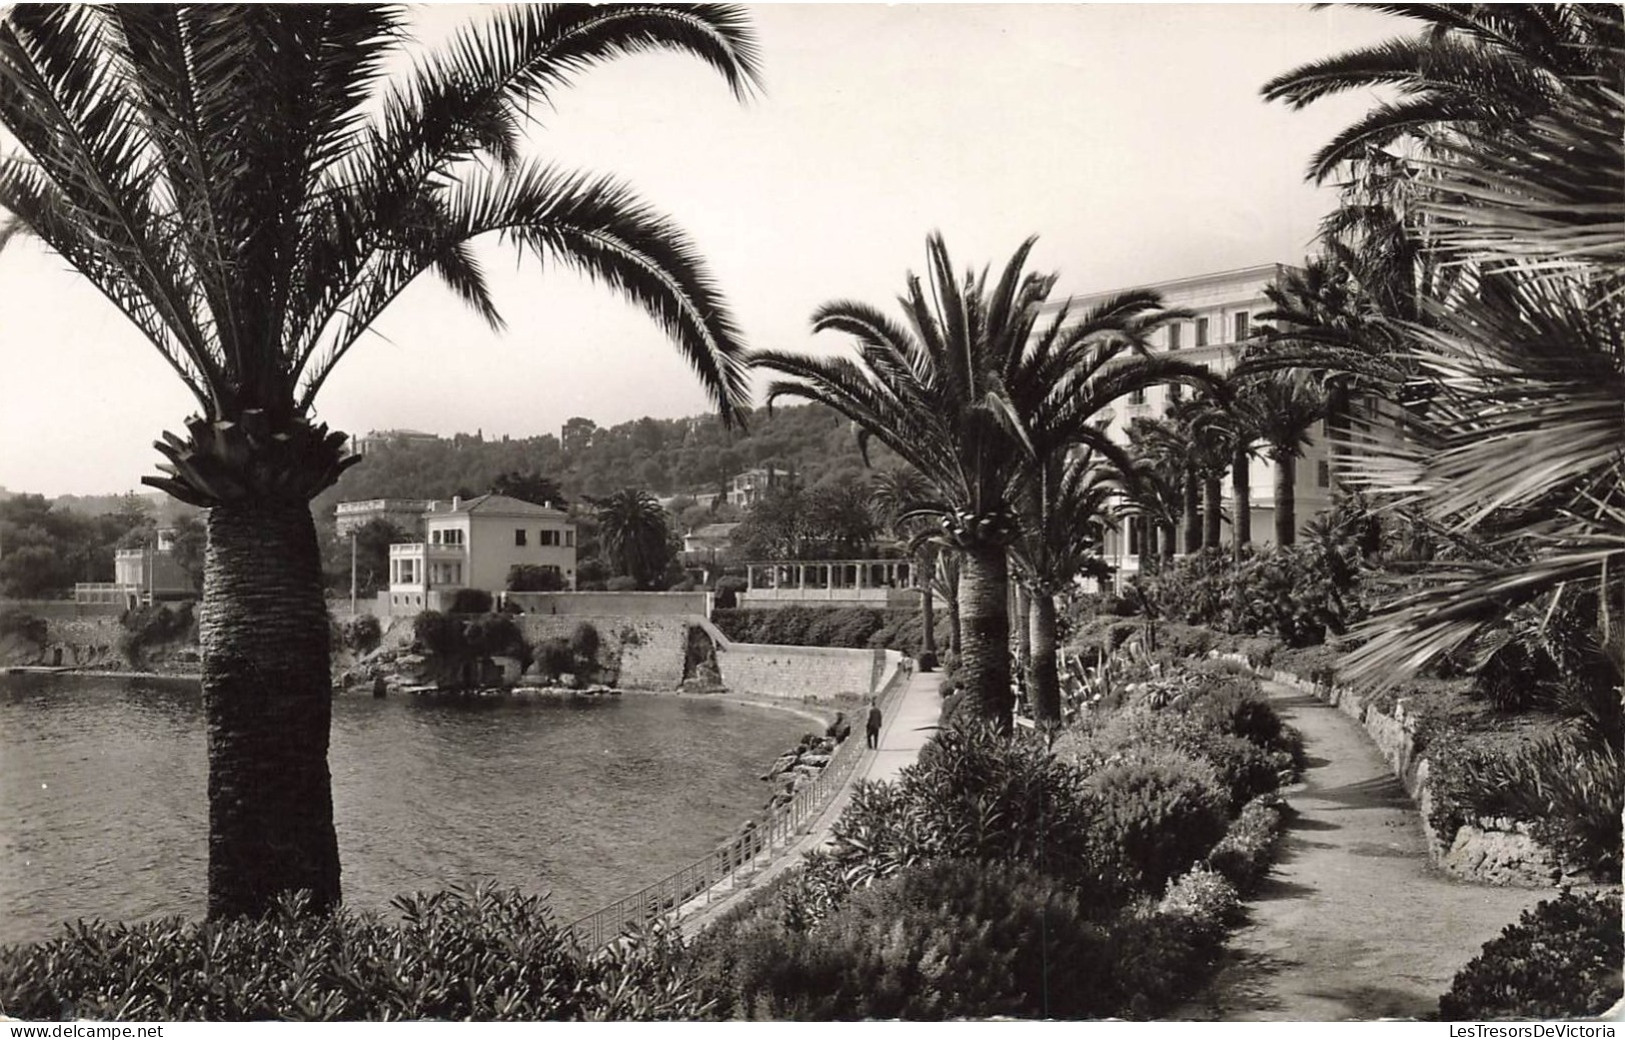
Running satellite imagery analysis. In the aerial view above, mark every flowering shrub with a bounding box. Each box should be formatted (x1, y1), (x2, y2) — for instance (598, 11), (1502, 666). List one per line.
(1206, 794), (1284, 893)
(1085, 750), (1229, 894)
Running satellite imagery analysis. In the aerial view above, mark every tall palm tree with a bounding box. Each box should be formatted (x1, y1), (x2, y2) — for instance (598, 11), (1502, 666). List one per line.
(870, 465), (942, 669)
(1011, 447), (1122, 726)
(757, 234), (1205, 730)
(0, 4), (759, 919)
(594, 488), (676, 589)
(1247, 371), (1327, 547)
(1262, 4), (1622, 183)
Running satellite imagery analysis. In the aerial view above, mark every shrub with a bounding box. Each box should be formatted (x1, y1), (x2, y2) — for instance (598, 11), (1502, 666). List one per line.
(827, 720), (1108, 897)
(0, 608), (47, 647)
(0, 885), (709, 1021)
(1446, 734), (1623, 882)
(605, 576), (640, 592)
(341, 614), (382, 654)
(569, 622), (601, 668)
(1084, 750), (1228, 894)
(411, 610), (464, 659)
(447, 588), (494, 614)
(507, 564), (566, 592)
(1206, 794), (1284, 893)
(536, 637), (574, 680)
(116, 602), (196, 666)
(689, 860), (1117, 1021)
(1106, 905), (1222, 1019)
(464, 613), (526, 661)
(1157, 865), (1242, 937)
(1438, 891), (1623, 1020)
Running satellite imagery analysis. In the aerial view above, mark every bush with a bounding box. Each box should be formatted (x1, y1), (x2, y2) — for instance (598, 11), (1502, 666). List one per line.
(0, 608), (47, 647)
(447, 588), (494, 614)
(507, 564), (566, 592)
(0, 885), (709, 1021)
(341, 614), (382, 655)
(569, 622), (601, 669)
(464, 613), (526, 661)
(1206, 794), (1284, 893)
(605, 576), (640, 592)
(536, 637), (574, 680)
(689, 860), (1117, 1021)
(826, 720), (1109, 898)
(411, 610), (465, 659)
(1438, 891), (1623, 1020)
(1106, 903), (1224, 1019)
(1084, 751), (1228, 894)
(1441, 733), (1623, 881)
(1157, 865), (1241, 937)
(116, 602), (196, 666)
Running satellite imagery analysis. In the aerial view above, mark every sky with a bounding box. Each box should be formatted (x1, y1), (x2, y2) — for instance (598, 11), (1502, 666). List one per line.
(0, 2), (1405, 497)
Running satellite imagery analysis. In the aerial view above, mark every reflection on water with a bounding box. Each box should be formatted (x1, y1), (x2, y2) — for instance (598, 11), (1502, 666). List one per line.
(0, 674), (807, 946)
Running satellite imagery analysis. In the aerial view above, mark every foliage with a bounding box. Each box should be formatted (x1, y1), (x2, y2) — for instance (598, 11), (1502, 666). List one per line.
(340, 615), (382, 655)
(411, 611), (463, 659)
(490, 472), (566, 510)
(535, 637), (575, 681)
(605, 576), (639, 593)
(0, 607), (47, 647)
(593, 489), (676, 590)
(0, 885), (709, 1021)
(1083, 751), (1229, 894)
(569, 622), (601, 671)
(688, 860), (1117, 1021)
(712, 576), (747, 610)
(447, 589), (494, 615)
(710, 606), (898, 650)
(0, 493), (158, 599)
(1140, 540), (1364, 648)
(508, 564), (567, 592)
(1156, 865), (1241, 936)
(730, 480), (878, 562)
(1438, 891), (1623, 1021)
(463, 614), (525, 663)
(1206, 794), (1285, 894)
(116, 602), (197, 667)
(1436, 733), (1623, 882)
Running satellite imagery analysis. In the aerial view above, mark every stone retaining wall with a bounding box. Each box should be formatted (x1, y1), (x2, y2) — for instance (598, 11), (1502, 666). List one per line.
(1236, 654), (1562, 888)
(717, 643), (902, 702)
(514, 615), (691, 689)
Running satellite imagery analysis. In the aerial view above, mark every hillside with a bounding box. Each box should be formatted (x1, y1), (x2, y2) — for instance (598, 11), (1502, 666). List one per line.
(311, 403), (900, 519)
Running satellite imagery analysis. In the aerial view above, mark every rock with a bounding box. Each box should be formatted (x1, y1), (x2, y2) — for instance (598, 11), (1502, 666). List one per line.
(791, 763), (823, 778)
(798, 753), (832, 768)
(1443, 824), (1562, 886)
(761, 753), (798, 780)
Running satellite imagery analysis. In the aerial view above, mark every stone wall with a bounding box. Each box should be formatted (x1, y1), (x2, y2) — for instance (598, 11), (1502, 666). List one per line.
(505, 591), (709, 617)
(1251, 658), (1562, 887)
(0, 615), (127, 669)
(716, 643), (901, 702)
(515, 615), (692, 690)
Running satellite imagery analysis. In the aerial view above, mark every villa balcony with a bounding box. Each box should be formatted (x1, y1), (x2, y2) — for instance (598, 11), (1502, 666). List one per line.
(388, 542), (468, 590)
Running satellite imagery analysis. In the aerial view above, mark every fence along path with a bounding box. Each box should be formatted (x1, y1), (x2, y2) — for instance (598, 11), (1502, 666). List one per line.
(564, 656), (914, 950)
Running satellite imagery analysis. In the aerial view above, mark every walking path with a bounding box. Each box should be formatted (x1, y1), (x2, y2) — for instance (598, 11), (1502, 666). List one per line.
(1176, 679), (1548, 1021)
(679, 666), (942, 934)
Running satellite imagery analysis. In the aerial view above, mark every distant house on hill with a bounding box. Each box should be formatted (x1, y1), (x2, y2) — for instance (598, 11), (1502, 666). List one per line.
(334, 498), (436, 539)
(350, 428), (441, 455)
(385, 494), (576, 615)
(726, 467), (790, 508)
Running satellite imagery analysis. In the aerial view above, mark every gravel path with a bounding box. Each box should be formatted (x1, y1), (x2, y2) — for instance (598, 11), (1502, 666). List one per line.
(1175, 679), (1549, 1021)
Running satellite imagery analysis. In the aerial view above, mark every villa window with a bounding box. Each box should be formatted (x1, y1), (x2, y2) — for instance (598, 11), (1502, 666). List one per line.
(431, 530), (441, 545)
(1129, 387), (1146, 405)
(1317, 459), (1331, 488)
(565, 530), (575, 548)
(1167, 323), (1181, 351)
(1234, 311), (1250, 341)
(1195, 317), (1209, 347)
(515, 528), (527, 547)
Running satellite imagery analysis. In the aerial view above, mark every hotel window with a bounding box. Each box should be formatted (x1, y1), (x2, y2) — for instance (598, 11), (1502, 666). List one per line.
(565, 529), (575, 548)
(1317, 459), (1331, 488)
(1129, 387), (1146, 405)
(1234, 311), (1250, 341)
(1195, 317), (1209, 347)
(514, 528), (527, 547)
(1167, 323), (1181, 351)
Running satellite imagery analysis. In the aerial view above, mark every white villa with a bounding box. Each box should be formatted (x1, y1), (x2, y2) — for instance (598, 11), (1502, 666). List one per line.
(383, 494), (576, 615)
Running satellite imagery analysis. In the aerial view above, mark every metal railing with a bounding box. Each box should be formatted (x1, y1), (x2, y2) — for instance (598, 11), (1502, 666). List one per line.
(565, 654), (911, 949)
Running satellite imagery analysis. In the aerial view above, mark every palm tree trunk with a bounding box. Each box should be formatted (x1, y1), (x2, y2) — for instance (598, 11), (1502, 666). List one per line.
(202, 503), (340, 920)
(1274, 451), (1296, 547)
(1232, 446), (1251, 554)
(958, 543), (1012, 732)
(1026, 588), (1061, 726)
(1013, 582), (1031, 686)
(1182, 472), (1201, 553)
(1159, 520), (1176, 563)
(1203, 475), (1222, 549)
(917, 546), (938, 669)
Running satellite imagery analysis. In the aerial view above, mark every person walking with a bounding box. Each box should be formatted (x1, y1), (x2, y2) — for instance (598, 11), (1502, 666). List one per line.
(866, 699), (883, 749)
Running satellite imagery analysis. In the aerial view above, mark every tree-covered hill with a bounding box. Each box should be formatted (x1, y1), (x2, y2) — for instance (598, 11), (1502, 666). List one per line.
(310, 403), (900, 519)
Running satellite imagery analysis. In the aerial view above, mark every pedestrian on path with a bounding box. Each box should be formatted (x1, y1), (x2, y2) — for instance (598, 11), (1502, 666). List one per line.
(866, 699), (883, 749)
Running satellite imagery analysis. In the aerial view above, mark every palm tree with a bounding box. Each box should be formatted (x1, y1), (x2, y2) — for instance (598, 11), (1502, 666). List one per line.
(0, 4), (759, 919)
(1237, 372), (1327, 547)
(594, 488), (675, 589)
(870, 466), (942, 669)
(1261, 4), (1622, 183)
(757, 234), (1205, 730)
(1010, 447), (1122, 726)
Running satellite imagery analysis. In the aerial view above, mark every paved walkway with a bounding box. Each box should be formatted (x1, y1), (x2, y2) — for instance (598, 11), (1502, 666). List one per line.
(679, 667), (942, 934)
(1175, 679), (1549, 1021)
